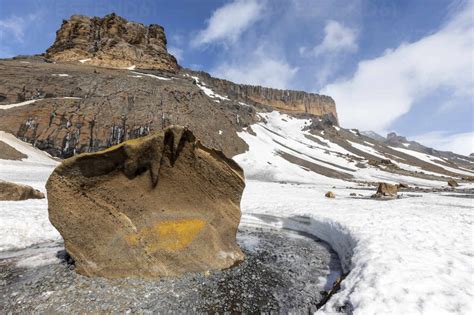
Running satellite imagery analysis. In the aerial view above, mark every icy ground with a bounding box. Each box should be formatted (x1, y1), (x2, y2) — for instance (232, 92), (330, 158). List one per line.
(0, 132), (60, 251)
(240, 181), (473, 314)
(233, 111), (474, 314)
(0, 110), (473, 313)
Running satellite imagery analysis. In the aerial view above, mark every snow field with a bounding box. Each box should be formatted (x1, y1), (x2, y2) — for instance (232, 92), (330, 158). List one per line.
(0, 132), (60, 251)
(240, 180), (473, 314)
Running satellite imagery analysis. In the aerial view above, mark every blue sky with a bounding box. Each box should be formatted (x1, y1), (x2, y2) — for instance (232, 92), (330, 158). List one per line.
(0, 0), (473, 155)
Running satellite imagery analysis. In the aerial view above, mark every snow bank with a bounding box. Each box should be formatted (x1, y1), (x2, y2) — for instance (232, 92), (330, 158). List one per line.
(241, 180), (473, 314)
(235, 111), (473, 314)
(0, 99), (38, 110)
(0, 97), (82, 110)
(390, 146), (474, 177)
(131, 71), (171, 80)
(187, 74), (230, 101)
(0, 132), (60, 251)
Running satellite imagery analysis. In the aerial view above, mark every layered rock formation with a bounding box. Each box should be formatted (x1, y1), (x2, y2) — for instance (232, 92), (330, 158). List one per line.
(189, 71), (338, 123)
(0, 59), (256, 158)
(45, 13), (178, 72)
(0, 180), (45, 201)
(46, 126), (245, 278)
(0, 13), (338, 159)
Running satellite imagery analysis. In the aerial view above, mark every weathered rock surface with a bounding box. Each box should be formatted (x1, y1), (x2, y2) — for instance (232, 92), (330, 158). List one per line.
(0, 13), (339, 159)
(325, 191), (335, 198)
(448, 179), (459, 187)
(372, 183), (398, 198)
(0, 140), (27, 160)
(0, 181), (45, 201)
(189, 71), (338, 123)
(45, 13), (178, 72)
(46, 126), (245, 278)
(0, 59), (256, 158)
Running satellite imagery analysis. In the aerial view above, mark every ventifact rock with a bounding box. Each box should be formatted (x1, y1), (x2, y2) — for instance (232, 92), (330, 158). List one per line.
(46, 126), (245, 278)
(45, 13), (179, 72)
(372, 182), (398, 198)
(0, 180), (45, 201)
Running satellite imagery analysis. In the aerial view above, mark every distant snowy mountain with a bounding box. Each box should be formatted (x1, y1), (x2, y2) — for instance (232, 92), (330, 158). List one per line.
(360, 130), (385, 142)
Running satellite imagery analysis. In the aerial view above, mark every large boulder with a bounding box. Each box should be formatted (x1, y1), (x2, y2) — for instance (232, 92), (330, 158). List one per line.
(46, 126), (245, 278)
(0, 180), (45, 201)
(447, 179), (459, 187)
(325, 191), (335, 198)
(372, 182), (398, 198)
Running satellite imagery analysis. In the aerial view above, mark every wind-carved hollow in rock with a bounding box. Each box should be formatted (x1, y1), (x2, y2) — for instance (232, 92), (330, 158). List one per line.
(46, 126), (245, 278)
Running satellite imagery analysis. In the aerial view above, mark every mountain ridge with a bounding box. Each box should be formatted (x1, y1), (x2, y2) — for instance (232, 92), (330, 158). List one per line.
(0, 13), (472, 186)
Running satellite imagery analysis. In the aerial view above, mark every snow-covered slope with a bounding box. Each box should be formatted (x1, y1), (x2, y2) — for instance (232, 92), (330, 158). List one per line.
(0, 131), (60, 251)
(234, 111), (474, 188)
(234, 111), (474, 314)
(1, 110), (473, 314)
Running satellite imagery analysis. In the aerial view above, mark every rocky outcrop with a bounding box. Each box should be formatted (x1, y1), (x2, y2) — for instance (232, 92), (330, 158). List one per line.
(0, 180), (45, 201)
(0, 141), (27, 160)
(447, 179), (459, 187)
(188, 71), (338, 123)
(45, 13), (179, 72)
(372, 182), (398, 198)
(325, 191), (335, 198)
(0, 59), (256, 158)
(46, 126), (245, 278)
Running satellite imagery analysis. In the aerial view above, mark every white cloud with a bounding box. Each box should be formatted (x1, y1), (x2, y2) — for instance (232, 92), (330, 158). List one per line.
(0, 13), (42, 58)
(191, 0), (264, 47)
(411, 131), (474, 156)
(213, 50), (298, 89)
(321, 1), (474, 132)
(313, 20), (358, 56)
(0, 13), (40, 43)
(168, 46), (184, 62)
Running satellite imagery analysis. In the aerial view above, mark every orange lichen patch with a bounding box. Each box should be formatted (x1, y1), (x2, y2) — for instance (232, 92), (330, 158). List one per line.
(132, 219), (206, 252)
(124, 233), (140, 246)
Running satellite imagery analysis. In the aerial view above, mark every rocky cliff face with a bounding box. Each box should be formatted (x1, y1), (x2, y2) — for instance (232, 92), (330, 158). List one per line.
(0, 59), (256, 158)
(0, 13), (339, 159)
(189, 71), (338, 124)
(45, 13), (179, 72)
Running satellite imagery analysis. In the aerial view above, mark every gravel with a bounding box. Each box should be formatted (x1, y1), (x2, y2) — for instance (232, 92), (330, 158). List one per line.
(0, 226), (342, 313)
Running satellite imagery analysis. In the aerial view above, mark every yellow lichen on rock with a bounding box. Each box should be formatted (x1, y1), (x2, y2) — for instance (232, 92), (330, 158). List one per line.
(142, 219), (205, 252)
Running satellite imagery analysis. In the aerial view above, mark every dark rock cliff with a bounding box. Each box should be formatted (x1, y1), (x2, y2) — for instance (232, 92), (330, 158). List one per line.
(0, 60), (256, 158)
(188, 70), (338, 124)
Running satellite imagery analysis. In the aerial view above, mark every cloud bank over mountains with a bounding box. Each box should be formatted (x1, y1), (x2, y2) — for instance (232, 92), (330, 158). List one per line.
(322, 0), (473, 132)
(188, 0), (473, 156)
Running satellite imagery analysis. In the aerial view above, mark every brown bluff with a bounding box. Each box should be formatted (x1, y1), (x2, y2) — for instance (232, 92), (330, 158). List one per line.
(46, 126), (245, 278)
(45, 13), (179, 72)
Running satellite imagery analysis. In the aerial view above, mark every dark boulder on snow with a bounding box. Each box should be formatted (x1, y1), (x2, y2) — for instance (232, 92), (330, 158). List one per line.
(372, 182), (398, 199)
(325, 191), (335, 198)
(447, 179), (459, 187)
